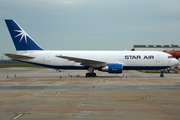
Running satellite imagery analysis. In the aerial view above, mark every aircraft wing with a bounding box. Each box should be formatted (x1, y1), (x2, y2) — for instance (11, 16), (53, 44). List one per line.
(56, 55), (107, 67)
(4, 53), (35, 60)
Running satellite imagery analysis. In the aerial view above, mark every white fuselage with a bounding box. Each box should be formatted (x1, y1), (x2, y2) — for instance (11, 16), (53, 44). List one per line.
(18, 50), (178, 71)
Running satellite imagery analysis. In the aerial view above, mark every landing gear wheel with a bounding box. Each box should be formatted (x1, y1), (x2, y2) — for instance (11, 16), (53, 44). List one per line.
(85, 73), (96, 77)
(86, 73), (91, 77)
(160, 71), (164, 77)
(160, 73), (164, 77)
(91, 73), (96, 77)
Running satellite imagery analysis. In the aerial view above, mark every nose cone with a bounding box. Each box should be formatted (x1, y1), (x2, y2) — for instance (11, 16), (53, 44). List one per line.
(171, 58), (179, 66)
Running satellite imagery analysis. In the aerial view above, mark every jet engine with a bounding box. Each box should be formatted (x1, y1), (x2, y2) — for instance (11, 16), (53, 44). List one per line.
(100, 64), (123, 73)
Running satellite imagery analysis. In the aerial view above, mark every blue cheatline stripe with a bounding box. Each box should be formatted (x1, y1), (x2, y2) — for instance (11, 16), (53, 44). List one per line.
(123, 66), (170, 70)
(13, 59), (170, 70)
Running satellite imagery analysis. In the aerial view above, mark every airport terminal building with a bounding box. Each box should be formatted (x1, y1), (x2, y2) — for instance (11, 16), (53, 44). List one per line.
(132, 45), (180, 52)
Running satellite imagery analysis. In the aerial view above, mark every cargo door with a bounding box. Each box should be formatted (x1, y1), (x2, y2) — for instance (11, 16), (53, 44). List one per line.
(156, 55), (161, 63)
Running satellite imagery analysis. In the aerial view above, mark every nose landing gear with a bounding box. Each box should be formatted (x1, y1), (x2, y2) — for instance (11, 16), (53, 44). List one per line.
(160, 71), (164, 77)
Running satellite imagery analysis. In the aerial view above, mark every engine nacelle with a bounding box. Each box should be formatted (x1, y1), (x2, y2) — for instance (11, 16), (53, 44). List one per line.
(101, 64), (123, 73)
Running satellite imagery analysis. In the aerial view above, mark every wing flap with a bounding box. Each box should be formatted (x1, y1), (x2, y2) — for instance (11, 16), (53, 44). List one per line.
(56, 55), (107, 67)
(4, 53), (35, 60)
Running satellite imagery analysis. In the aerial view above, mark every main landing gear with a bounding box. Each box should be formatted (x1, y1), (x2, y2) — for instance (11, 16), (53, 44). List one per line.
(86, 67), (97, 77)
(86, 72), (96, 77)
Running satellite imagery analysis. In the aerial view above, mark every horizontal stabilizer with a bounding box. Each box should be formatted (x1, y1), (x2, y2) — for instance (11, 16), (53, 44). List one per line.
(4, 53), (35, 60)
(56, 55), (107, 67)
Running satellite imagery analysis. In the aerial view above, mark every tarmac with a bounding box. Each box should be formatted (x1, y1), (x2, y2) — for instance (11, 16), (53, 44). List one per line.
(0, 68), (180, 120)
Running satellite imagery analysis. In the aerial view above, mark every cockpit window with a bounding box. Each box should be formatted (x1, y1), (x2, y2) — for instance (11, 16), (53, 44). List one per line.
(168, 56), (174, 59)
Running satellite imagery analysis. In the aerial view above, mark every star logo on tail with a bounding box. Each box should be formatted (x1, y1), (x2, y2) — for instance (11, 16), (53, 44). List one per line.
(14, 29), (28, 43)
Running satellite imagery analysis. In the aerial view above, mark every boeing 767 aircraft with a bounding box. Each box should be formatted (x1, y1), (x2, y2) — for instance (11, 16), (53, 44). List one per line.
(4, 19), (179, 77)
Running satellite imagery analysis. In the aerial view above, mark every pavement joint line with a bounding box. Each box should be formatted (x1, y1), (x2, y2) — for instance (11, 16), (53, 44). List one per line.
(111, 113), (179, 118)
(1, 85), (180, 89)
(132, 70), (143, 78)
(68, 90), (93, 120)
(132, 79), (139, 85)
(165, 78), (180, 85)
(143, 89), (174, 119)
(90, 78), (101, 89)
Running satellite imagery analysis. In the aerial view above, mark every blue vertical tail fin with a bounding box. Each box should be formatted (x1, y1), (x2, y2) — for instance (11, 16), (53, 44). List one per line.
(5, 19), (43, 51)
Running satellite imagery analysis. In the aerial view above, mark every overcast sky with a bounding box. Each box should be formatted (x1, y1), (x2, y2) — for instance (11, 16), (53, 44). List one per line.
(0, 0), (180, 59)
